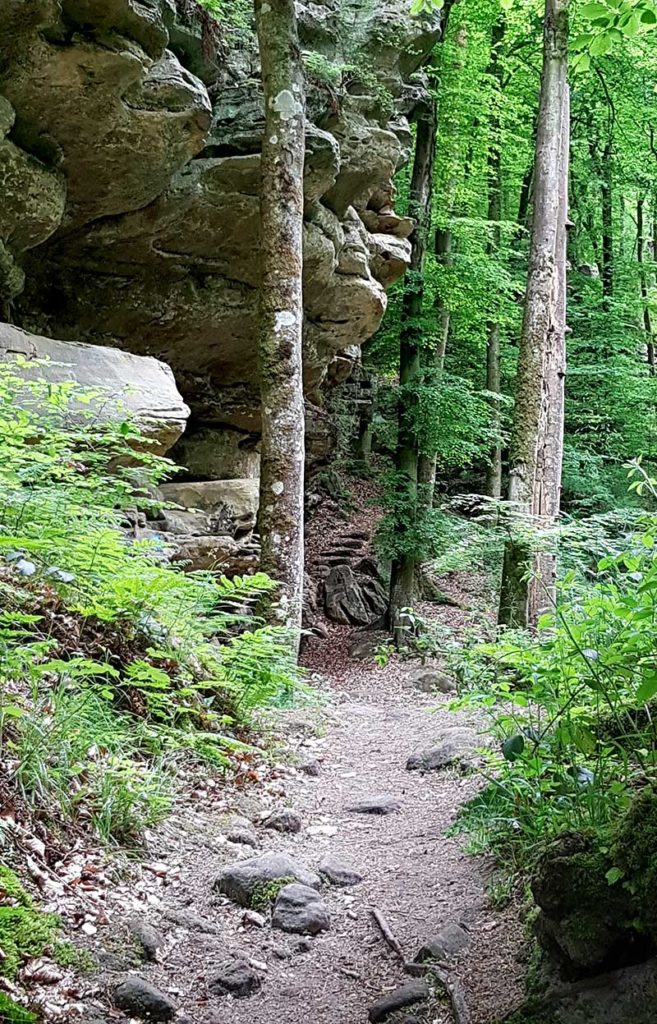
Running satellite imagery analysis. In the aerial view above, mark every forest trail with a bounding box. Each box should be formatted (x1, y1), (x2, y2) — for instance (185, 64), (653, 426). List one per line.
(83, 625), (525, 1024)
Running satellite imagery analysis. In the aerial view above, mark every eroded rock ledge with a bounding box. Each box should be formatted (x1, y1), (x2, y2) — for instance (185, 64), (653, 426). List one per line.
(0, 0), (443, 479)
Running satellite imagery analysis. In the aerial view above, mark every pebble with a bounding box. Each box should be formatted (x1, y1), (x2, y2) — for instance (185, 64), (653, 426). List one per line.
(347, 796), (402, 816)
(113, 977), (177, 1021)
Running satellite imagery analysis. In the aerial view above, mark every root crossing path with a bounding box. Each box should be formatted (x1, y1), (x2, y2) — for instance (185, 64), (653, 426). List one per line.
(85, 640), (525, 1024)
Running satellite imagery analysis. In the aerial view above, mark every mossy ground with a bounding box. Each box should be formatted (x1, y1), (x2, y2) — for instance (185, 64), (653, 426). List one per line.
(0, 866), (60, 980)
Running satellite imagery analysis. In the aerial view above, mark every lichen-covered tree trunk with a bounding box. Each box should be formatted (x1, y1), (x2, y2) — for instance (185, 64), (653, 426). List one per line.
(528, 82), (569, 624)
(499, 0), (569, 628)
(389, 101), (436, 645)
(417, 225), (451, 501)
(484, 15), (505, 500)
(255, 0), (305, 654)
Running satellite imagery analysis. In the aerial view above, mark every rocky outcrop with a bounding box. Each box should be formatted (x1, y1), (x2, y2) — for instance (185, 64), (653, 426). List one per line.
(148, 478), (260, 571)
(0, 0), (444, 478)
(0, 322), (189, 453)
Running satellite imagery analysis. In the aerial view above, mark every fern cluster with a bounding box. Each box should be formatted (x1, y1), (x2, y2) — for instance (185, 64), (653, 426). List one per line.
(0, 361), (298, 843)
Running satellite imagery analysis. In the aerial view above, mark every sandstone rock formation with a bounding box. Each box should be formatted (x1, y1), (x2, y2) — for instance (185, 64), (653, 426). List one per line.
(0, 0), (443, 479)
(0, 322), (189, 453)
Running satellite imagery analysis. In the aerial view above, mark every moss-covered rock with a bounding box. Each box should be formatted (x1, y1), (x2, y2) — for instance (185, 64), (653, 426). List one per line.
(531, 833), (643, 974)
(613, 787), (657, 941)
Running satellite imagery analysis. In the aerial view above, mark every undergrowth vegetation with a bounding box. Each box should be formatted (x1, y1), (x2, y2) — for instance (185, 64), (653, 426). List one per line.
(0, 361), (299, 845)
(449, 465), (657, 880)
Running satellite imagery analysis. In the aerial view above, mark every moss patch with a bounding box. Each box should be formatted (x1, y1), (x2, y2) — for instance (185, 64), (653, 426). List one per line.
(250, 876), (295, 910)
(0, 865), (59, 980)
(613, 787), (657, 938)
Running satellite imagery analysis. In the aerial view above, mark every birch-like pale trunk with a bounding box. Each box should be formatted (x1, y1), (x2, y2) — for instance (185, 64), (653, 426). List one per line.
(484, 15), (505, 500)
(498, 0), (569, 628)
(255, 0), (305, 655)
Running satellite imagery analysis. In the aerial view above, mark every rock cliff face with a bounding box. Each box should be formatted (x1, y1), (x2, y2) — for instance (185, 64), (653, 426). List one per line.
(0, 0), (441, 478)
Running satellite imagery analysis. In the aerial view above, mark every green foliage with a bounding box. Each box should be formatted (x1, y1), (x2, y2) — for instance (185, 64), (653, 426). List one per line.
(191, 0), (252, 36)
(0, 993), (37, 1024)
(0, 362), (299, 844)
(451, 473), (657, 869)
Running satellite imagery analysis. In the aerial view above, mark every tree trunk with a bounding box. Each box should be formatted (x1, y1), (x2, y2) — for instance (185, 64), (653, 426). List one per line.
(637, 196), (655, 373)
(389, 101), (437, 645)
(417, 225), (452, 498)
(255, 0), (305, 655)
(484, 15), (505, 500)
(498, 0), (569, 628)
(601, 140), (613, 304)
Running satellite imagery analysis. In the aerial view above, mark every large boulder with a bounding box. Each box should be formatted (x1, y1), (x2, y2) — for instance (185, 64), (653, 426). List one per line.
(323, 564), (388, 625)
(157, 479), (259, 536)
(0, 323), (189, 453)
(532, 832), (646, 975)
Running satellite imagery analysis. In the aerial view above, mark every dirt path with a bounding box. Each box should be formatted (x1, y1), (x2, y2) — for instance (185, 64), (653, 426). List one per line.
(82, 638), (525, 1024)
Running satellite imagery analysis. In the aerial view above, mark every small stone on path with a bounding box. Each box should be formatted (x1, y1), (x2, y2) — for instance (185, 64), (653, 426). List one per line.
(272, 883), (330, 935)
(407, 667), (457, 694)
(347, 795), (402, 815)
(242, 909), (267, 928)
(368, 980), (430, 1022)
(227, 828), (259, 848)
(263, 808), (303, 833)
(415, 921), (471, 962)
(406, 727), (481, 772)
(299, 759), (321, 776)
(318, 855), (363, 887)
(216, 852), (321, 907)
(127, 919), (164, 962)
(208, 955), (262, 998)
(113, 976), (177, 1021)
(163, 907), (221, 934)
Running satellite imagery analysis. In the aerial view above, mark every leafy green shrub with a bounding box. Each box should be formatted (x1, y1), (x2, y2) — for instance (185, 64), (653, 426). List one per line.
(0, 361), (299, 843)
(452, 465), (657, 870)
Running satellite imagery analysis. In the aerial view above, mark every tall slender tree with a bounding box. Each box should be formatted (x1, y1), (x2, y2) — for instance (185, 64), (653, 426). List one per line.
(484, 15), (506, 500)
(255, 0), (306, 655)
(389, 99), (437, 644)
(499, 0), (570, 628)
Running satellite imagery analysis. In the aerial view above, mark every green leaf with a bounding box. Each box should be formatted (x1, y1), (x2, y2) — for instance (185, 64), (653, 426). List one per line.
(581, 1), (611, 15)
(589, 32), (612, 54)
(637, 672), (657, 703)
(572, 33), (593, 50)
(606, 867), (624, 885)
(502, 734), (525, 762)
(641, 8), (657, 24)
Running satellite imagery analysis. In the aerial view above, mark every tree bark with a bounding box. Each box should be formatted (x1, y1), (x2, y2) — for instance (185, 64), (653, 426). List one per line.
(389, 101), (437, 644)
(255, 0), (305, 654)
(498, 0), (569, 628)
(484, 15), (505, 500)
(601, 140), (614, 305)
(417, 225), (452, 498)
(637, 196), (655, 373)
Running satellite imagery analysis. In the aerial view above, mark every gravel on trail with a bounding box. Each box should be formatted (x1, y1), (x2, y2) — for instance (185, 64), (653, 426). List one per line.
(81, 623), (525, 1024)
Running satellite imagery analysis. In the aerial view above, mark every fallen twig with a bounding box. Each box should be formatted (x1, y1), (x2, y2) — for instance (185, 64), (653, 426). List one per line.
(370, 906), (405, 962)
